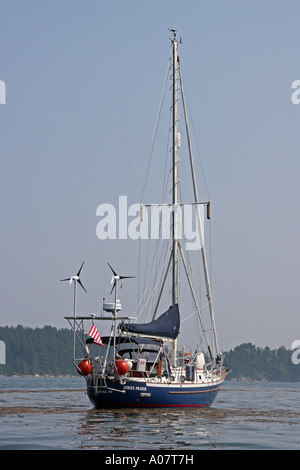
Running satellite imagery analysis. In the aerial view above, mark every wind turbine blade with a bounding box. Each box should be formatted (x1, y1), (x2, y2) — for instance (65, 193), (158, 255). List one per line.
(78, 279), (87, 293)
(60, 277), (71, 282)
(77, 261), (84, 277)
(119, 276), (135, 280)
(107, 263), (117, 276)
(110, 280), (116, 295)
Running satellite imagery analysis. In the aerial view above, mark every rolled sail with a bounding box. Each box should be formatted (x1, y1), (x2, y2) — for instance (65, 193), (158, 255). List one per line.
(123, 304), (180, 340)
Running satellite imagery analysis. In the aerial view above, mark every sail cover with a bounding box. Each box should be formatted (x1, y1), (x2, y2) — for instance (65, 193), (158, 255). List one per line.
(123, 304), (180, 340)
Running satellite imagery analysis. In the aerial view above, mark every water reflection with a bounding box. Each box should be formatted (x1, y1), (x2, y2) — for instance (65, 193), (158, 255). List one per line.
(74, 407), (223, 449)
(73, 402), (300, 450)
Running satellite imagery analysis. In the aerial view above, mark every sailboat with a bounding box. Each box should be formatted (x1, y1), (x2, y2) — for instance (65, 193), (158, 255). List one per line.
(64, 30), (228, 408)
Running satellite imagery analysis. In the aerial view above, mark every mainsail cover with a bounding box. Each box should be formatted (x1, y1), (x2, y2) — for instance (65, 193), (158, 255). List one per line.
(123, 304), (180, 340)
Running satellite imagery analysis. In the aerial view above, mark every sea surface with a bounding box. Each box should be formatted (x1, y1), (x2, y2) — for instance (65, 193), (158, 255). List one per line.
(0, 376), (299, 450)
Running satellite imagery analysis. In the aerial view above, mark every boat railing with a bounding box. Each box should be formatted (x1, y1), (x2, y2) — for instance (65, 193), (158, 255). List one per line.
(177, 347), (207, 368)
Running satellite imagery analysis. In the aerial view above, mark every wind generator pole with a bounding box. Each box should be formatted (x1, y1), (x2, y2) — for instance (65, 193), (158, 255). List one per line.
(73, 279), (77, 363)
(113, 278), (118, 365)
(60, 262), (87, 367)
(107, 263), (134, 367)
(171, 30), (179, 367)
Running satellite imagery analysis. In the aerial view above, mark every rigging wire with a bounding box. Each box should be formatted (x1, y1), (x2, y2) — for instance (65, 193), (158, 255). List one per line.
(181, 75), (214, 297)
(136, 49), (172, 316)
(179, 74), (210, 202)
(140, 50), (172, 204)
(122, 49), (172, 312)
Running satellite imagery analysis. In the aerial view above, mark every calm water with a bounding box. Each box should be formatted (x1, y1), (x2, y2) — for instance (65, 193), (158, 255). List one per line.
(0, 376), (299, 450)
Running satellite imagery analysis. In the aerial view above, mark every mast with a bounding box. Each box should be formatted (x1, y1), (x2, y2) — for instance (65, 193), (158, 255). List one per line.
(172, 30), (179, 307)
(170, 30), (219, 360)
(170, 30), (219, 365)
(171, 30), (179, 367)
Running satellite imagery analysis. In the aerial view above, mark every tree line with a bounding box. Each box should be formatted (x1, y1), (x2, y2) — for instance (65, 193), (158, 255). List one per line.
(0, 325), (74, 376)
(223, 342), (300, 382)
(0, 325), (299, 381)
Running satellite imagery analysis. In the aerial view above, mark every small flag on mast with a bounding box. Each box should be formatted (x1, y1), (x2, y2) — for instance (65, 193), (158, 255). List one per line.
(88, 325), (103, 346)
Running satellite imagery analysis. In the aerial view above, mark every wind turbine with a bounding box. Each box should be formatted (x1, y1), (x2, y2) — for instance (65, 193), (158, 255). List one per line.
(61, 261), (87, 293)
(107, 263), (134, 295)
(61, 261), (87, 319)
(61, 262), (87, 362)
(107, 263), (134, 366)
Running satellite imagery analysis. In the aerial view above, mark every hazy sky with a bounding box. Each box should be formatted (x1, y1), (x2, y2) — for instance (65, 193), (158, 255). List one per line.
(1, 0), (300, 352)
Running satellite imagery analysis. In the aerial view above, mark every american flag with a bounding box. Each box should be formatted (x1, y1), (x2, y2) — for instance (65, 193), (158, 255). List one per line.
(88, 325), (103, 346)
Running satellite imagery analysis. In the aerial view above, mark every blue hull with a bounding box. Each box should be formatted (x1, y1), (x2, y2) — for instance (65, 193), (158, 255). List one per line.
(87, 378), (223, 408)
